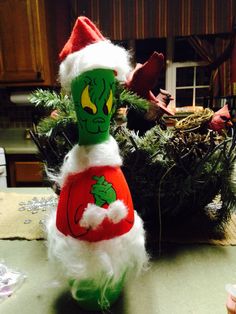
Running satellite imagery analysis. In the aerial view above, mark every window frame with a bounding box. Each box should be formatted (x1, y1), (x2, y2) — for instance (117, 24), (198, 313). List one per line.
(166, 61), (210, 111)
(165, 38), (210, 112)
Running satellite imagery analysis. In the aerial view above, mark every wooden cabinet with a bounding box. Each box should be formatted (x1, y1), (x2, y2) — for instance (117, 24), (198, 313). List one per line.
(0, 0), (55, 85)
(14, 161), (43, 183)
(7, 154), (45, 187)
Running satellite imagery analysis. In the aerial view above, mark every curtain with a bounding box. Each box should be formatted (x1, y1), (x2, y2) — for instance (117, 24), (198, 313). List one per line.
(188, 33), (235, 107)
(70, 0), (236, 40)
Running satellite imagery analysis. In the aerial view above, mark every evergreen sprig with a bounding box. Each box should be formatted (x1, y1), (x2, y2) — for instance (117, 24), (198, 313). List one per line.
(119, 90), (149, 111)
(113, 80), (149, 112)
(36, 115), (77, 134)
(29, 89), (73, 113)
(29, 89), (77, 134)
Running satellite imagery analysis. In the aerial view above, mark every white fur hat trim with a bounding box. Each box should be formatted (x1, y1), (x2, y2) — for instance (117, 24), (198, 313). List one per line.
(59, 40), (131, 92)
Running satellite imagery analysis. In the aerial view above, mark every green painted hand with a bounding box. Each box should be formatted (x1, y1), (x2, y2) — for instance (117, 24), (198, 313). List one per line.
(91, 176), (116, 207)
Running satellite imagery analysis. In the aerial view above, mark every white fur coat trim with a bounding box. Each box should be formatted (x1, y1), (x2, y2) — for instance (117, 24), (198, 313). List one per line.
(80, 204), (107, 229)
(46, 210), (149, 286)
(54, 136), (122, 187)
(59, 40), (131, 92)
(80, 200), (128, 229)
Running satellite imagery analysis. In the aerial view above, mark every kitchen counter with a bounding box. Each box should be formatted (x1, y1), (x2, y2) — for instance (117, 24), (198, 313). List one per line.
(0, 130), (43, 187)
(0, 128), (38, 154)
(0, 187), (235, 314)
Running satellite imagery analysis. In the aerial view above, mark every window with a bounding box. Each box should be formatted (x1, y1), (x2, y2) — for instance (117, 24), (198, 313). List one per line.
(173, 62), (210, 108)
(166, 38), (211, 112)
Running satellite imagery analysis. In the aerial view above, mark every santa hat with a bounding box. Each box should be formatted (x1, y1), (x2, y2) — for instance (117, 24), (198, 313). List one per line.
(59, 16), (131, 91)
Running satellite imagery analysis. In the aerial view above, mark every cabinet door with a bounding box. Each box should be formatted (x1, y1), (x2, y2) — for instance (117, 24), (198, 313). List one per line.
(14, 161), (43, 183)
(7, 154), (45, 187)
(0, 0), (52, 84)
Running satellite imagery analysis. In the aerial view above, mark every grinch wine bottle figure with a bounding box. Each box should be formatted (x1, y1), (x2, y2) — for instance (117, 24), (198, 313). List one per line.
(46, 16), (148, 311)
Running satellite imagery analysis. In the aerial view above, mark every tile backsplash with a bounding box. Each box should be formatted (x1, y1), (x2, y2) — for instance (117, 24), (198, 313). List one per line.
(0, 105), (33, 128)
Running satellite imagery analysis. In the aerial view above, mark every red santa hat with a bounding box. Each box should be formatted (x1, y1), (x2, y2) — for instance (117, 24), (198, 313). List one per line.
(59, 16), (131, 91)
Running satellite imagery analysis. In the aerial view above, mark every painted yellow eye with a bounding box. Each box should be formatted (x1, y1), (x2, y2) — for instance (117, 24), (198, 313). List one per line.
(81, 85), (97, 114)
(105, 89), (113, 114)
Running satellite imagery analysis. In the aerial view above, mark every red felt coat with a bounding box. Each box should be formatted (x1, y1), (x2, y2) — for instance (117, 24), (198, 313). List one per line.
(56, 166), (134, 242)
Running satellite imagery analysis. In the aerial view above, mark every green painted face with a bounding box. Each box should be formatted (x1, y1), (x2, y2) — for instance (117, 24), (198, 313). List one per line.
(71, 69), (115, 145)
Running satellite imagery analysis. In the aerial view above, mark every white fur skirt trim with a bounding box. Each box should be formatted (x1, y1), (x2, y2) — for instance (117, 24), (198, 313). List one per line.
(46, 210), (149, 284)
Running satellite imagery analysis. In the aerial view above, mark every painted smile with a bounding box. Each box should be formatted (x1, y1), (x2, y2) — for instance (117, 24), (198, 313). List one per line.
(80, 118), (108, 134)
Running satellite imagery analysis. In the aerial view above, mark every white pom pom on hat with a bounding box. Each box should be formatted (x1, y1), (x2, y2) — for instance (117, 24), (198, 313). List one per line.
(59, 16), (131, 91)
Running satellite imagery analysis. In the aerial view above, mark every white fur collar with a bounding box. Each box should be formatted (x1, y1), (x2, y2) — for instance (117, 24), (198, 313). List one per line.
(57, 136), (122, 187)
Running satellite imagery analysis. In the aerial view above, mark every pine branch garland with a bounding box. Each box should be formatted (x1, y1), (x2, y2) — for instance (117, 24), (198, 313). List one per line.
(29, 87), (236, 230)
